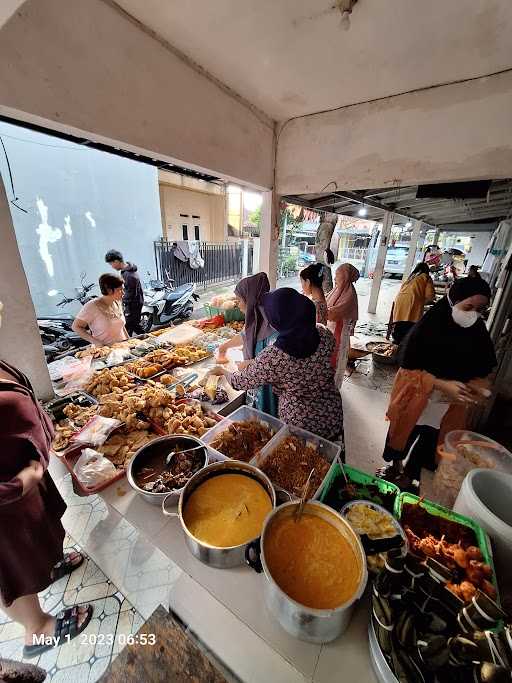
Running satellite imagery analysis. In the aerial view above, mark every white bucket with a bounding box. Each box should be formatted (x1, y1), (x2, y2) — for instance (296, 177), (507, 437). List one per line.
(454, 469), (512, 583)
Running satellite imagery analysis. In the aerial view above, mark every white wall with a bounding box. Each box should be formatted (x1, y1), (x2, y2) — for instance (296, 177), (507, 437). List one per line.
(276, 71), (512, 195)
(0, 0), (274, 190)
(0, 178), (52, 399)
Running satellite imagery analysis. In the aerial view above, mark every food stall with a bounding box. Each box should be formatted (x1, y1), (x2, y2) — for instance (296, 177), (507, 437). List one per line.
(44, 323), (512, 683)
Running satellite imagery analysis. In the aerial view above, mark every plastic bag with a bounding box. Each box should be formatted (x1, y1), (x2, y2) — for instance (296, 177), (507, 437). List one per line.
(73, 448), (117, 488)
(106, 347), (132, 367)
(71, 415), (122, 446)
(55, 356), (95, 396)
(47, 356), (84, 381)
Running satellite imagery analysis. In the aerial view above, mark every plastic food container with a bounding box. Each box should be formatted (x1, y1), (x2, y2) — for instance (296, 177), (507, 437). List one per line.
(394, 492), (498, 598)
(434, 430), (512, 508)
(454, 469), (512, 585)
(201, 406), (285, 460)
(204, 303), (245, 322)
(251, 423), (341, 500)
(319, 463), (400, 513)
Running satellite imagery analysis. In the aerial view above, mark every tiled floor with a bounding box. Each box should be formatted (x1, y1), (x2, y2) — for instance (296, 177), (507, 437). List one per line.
(0, 536), (145, 682)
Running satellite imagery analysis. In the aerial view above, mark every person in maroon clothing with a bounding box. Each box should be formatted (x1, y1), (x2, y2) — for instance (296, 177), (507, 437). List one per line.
(0, 304), (93, 658)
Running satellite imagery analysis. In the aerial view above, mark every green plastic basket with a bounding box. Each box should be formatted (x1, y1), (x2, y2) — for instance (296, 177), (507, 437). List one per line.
(319, 463), (400, 513)
(395, 491), (498, 596)
(204, 303), (245, 322)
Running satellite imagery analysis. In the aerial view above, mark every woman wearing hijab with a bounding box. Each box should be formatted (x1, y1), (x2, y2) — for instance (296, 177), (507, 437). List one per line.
(211, 288), (344, 444)
(0, 302), (93, 658)
(326, 263), (360, 383)
(377, 277), (496, 490)
(216, 273), (277, 415)
(388, 262), (435, 344)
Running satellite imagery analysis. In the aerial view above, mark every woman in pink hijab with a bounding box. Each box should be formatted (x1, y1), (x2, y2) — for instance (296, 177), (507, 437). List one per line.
(327, 264), (360, 381)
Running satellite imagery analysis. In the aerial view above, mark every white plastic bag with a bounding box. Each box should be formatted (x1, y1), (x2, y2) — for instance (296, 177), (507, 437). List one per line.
(73, 448), (117, 488)
(106, 347), (132, 366)
(71, 415), (122, 446)
(54, 356), (95, 396)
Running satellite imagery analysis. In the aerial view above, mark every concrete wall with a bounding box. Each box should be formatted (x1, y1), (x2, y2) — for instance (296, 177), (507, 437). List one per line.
(159, 174), (226, 243)
(276, 71), (512, 195)
(0, 121), (162, 317)
(0, 0), (274, 190)
(0, 178), (52, 398)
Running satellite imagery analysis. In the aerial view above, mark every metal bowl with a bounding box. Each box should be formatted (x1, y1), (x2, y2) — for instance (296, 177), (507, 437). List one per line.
(162, 460), (276, 568)
(127, 434), (208, 505)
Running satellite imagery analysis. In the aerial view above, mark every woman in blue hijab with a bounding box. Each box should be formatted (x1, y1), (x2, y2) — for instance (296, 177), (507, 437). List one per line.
(212, 288), (344, 443)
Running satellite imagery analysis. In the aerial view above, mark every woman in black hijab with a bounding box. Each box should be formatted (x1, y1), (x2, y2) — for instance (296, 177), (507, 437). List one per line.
(377, 277), (496, 490)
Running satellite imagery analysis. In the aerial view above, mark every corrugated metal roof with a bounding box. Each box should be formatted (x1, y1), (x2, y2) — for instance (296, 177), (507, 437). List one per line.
(283, 179), (512, 229)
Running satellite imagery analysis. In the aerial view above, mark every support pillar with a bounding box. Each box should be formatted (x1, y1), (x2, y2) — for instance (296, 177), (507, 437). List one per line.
(402, 219), (422, 280)
(368, 211), (393, 315)
(259, 190), (279, 288)
(0, 177), (53, 399)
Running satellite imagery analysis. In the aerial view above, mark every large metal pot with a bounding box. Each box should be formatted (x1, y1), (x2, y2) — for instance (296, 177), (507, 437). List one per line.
(162, 460), (276, 569)
(246, 500), (368, 643)
(127, 434), (208, 505)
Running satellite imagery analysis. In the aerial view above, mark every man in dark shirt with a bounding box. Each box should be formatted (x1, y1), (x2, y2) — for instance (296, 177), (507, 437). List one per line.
(105, 249), (144, 335)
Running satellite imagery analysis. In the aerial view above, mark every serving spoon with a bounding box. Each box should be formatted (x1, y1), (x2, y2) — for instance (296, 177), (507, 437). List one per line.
(294, 468), (315, 522)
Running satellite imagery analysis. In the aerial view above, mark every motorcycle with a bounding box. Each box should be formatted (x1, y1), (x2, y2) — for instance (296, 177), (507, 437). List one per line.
(38, 273), (97, 361)
(140, 272), (199, 333)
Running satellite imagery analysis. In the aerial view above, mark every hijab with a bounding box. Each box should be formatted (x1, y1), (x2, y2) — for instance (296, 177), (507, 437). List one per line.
(262, 288), (320, 359)
(326, 263), (360, 324)
(400, 277), (496, 382)
(235, 273), (274, 359)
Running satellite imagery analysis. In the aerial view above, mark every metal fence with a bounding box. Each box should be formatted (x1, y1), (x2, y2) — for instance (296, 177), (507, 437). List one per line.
(154, 240), (253, 289)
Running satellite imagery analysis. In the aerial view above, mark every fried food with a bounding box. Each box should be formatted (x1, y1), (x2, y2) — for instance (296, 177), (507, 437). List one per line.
(260, 436), (330, 497)
(98, 429), (155, 468)
(402, 502), (496, 602)
(51, 404), (98, 451)
(210, 420), (275, 462)
(345, 504), (397, 539)
(372, 342), (396, 357)
(85, 366), (137, 398)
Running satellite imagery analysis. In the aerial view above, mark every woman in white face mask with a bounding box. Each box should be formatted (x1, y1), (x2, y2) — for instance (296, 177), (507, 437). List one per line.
(376, 277), (496, 491)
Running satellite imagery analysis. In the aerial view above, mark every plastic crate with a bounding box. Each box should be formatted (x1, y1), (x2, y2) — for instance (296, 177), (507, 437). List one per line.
(251, 423), (341, 500)
(319, 463), (400, 513)
(201, 405), (285, 460)
(394, 491), (498, 595)
(204, 303), (245, 322)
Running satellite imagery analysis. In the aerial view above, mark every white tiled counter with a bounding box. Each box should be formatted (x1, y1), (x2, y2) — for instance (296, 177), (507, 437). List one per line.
(49, 454), (378, 683)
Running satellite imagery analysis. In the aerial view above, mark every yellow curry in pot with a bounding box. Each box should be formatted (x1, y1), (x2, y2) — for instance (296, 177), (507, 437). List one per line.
(264, 512), (361, 610)
(183, 473), (272, 547)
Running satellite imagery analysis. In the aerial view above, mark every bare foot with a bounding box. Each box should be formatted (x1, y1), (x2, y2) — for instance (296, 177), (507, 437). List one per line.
(25, 606), (90, 645)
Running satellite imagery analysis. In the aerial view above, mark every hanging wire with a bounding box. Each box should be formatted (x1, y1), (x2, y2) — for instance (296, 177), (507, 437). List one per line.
(0, 136), (28, 213)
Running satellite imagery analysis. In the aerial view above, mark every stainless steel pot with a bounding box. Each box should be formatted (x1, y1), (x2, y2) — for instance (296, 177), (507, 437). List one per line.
(127, 435), (208, 505)
(162, 460), (276, 569)
(246, 500), (368, 643)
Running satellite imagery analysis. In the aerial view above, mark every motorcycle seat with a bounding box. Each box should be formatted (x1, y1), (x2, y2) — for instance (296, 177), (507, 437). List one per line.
(165, 284), (193, 303)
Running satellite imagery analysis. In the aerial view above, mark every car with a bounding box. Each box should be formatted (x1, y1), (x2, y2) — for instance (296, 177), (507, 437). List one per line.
(384, 246), (409, 276)
(297, 250), (315, 267)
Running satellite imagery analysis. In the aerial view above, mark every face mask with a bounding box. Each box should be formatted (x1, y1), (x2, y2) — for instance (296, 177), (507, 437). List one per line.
(451, 305), (479, 328)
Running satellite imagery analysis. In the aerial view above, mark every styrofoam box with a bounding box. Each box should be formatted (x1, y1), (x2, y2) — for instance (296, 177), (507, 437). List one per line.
(250, 423), (341, 501)
(201, 405), (285, 460)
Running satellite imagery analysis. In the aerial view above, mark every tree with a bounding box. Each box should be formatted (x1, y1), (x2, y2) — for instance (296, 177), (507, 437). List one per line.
(248, 205), (261, 227)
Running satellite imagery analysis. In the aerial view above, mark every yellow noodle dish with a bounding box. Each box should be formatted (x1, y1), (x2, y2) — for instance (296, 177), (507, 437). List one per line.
(183, 473), (272, 547)
(264, 512), (361, 610)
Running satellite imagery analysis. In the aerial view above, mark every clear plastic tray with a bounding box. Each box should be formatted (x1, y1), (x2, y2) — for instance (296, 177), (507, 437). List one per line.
(201, 405), (285, 460)
(251, 423), (341, 500)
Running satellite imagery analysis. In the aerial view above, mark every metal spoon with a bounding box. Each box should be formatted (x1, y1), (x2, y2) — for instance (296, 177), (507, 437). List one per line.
(294, 468), (315, 522)
(165, 445), (205, 469)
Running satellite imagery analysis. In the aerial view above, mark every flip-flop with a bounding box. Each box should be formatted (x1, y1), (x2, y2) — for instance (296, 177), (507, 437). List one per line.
(23, 604), (93, 659)
(51, 552), (84, 582)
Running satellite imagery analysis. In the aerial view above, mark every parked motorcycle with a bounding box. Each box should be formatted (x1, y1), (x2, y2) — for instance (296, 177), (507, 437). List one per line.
(38, 273), (97, 361)
(140, 272), (199, 333)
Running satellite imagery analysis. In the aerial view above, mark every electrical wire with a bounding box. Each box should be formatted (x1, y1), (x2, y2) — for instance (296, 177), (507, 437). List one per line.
(0, 136), (28, 213)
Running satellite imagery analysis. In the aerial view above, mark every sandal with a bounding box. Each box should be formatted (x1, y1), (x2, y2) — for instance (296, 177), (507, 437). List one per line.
(51, 552), (84, 582)
(376, 464), (414, 491)
(23, 604), (93, 659)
